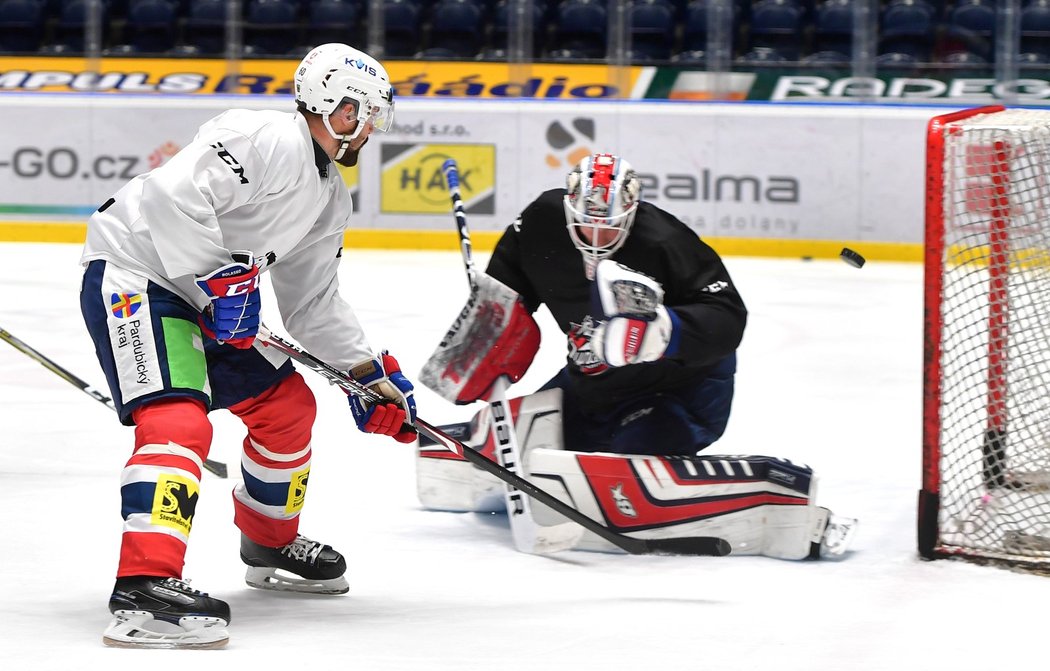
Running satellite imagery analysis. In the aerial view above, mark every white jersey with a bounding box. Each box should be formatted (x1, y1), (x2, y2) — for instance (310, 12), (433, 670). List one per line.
(81, 108), (372, 370)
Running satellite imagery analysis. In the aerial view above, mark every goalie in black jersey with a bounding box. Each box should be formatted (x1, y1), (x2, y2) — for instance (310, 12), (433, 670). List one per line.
(418, 153), (856, 560)
(487, 152), (746, 455)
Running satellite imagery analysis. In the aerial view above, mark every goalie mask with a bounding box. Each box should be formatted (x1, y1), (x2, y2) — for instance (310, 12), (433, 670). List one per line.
(563, 154), (641, 277)
(295, 43), (395, 161)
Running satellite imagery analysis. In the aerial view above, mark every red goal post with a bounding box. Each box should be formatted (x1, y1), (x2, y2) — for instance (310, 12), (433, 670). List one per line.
(921, 105), (1050, 570)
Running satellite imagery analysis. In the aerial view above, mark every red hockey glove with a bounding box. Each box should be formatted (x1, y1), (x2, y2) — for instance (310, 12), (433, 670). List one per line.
(348, 352), (418, 443)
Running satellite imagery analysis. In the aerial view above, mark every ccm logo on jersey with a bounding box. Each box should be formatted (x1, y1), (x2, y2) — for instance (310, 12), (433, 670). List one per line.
(703, 280), (729, 294)
(210, 142), (249, 184)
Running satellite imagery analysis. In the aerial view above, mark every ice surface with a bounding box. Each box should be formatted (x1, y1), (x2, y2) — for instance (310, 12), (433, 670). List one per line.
(2, 243), (1048, 670)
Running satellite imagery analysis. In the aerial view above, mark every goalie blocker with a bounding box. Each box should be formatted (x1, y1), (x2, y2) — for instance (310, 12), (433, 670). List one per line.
(417, 388), (857, 559)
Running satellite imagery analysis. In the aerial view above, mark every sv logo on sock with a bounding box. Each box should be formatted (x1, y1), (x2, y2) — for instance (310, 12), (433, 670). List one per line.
(151, 474), (199, 535)
(286, 468), (310, 514)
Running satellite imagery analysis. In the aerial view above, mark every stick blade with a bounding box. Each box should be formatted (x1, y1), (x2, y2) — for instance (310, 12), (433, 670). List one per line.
(204, 459), (228, 479)
(639, 536), (732, 557)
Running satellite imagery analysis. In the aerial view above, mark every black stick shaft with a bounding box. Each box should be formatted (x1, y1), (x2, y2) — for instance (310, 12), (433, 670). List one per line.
(1, 327), (228, 478)
(258, 326), (728, 557)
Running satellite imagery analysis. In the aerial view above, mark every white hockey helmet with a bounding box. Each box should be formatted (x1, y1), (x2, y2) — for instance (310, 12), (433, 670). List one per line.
(294, 43), (395, 157)
(563, 153), (641, 274)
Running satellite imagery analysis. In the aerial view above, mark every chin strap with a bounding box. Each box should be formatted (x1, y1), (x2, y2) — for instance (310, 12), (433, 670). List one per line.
(322, 114), (367, 161)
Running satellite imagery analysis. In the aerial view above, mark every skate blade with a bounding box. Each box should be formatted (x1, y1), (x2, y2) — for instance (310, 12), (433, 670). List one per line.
(103, 612), (229, 649)
(244, 567), (349, 595)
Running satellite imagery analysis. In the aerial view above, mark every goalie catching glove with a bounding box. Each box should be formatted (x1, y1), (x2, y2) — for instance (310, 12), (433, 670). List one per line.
(195, 251), (262, 349)
(348, 352), (418, 443)
(591, 259), (680, 367)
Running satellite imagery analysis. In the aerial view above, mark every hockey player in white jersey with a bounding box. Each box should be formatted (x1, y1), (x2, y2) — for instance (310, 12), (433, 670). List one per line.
(79, 44), (415, 649)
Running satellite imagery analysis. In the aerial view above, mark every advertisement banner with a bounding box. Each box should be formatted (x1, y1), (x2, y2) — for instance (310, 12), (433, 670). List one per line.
(0, 57), (649, 100)
(0, 96), (938, 246)
(379, 143), (496, 215)
(4, 57), (1047, 106)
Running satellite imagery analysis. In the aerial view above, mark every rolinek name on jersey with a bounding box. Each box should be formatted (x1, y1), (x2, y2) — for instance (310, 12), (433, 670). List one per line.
(115, 319), (150, 385)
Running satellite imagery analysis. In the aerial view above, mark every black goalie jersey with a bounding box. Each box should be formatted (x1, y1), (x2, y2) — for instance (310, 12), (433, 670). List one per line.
(486, 188), (748, 416)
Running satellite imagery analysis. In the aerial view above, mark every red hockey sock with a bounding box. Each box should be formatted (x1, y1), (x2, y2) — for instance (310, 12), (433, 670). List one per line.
(116, 398), (212, 578)
(228, 373), (316, 547)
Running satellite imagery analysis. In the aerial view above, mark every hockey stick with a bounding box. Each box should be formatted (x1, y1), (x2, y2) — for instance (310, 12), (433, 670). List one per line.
(442, 158), (584, 554)
(260, 347), (728, 557)
(0, 326), (229, 478)
(443, 158), (479, 290)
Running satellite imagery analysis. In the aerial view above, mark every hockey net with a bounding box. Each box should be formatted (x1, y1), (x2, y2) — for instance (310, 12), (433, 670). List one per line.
(920, 105), (1050, 570)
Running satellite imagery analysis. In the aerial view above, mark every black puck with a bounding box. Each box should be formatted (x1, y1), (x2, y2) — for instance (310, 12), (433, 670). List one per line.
(840, 247), (865, 268)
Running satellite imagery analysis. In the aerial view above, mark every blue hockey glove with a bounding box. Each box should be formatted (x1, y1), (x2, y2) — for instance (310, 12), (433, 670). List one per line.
(194, 252), (261, 349)
(348, 352), (418, 443)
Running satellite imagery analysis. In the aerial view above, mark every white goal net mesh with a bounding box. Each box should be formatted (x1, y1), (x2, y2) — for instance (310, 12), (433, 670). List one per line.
(930, 108), (1050, 565)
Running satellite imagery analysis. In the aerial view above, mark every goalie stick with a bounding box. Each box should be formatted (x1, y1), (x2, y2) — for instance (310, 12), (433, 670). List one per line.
(442, 158), (583, 554)
(0, 326), (229, 479)
(257, 325), (729, 556)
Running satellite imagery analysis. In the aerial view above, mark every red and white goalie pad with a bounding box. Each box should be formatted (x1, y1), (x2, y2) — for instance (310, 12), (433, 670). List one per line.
(416, 389), (848, 559)
(419, 273), (541, 405)
(416, 388), (564, 513)
(527, 452), (825, 559)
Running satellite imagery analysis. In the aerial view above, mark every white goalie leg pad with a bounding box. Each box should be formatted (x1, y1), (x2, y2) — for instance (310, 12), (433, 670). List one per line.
(416, 417), (504, 512)
(102, 612), (229, 649)
(415, 388), (565, 513)
(527, 450), (833, 559)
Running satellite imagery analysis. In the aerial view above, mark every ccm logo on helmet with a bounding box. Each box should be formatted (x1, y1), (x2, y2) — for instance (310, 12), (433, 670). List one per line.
(345, 57), (377, 76)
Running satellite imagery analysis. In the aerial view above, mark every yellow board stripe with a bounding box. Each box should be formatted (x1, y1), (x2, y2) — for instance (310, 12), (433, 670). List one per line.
(0, 221), (922, 262)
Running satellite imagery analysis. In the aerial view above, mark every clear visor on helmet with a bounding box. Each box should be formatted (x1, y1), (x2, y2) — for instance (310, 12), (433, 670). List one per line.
(355, 97), (394, 133)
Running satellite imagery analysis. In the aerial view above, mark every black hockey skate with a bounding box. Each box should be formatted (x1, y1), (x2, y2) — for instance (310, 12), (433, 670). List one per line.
(240, 534), (349, 594)
(103, 576), (231, 649)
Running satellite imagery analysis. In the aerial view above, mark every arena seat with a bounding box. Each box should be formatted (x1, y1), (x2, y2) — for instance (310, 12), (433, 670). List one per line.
(878, 0), (936, 62)
(183, 0), (228, 54)
(429, 0), (484, 58)
(812, 0), (854, 59)
(124, 0), (178, 53)
(748, 0), (803, 61)
(0, 0), (46, 52)
(943, 0), (995, 61)
(551, 0), (607, 60)
(629, 0), (675, 62)
(307, 0), (363, 47)
(489, 0), (546, 54)
(1021, 0), (1050, 59)
(53, 0), (111, 53)
(383, 0), (422, 58)
(244, 0), (300, 56)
